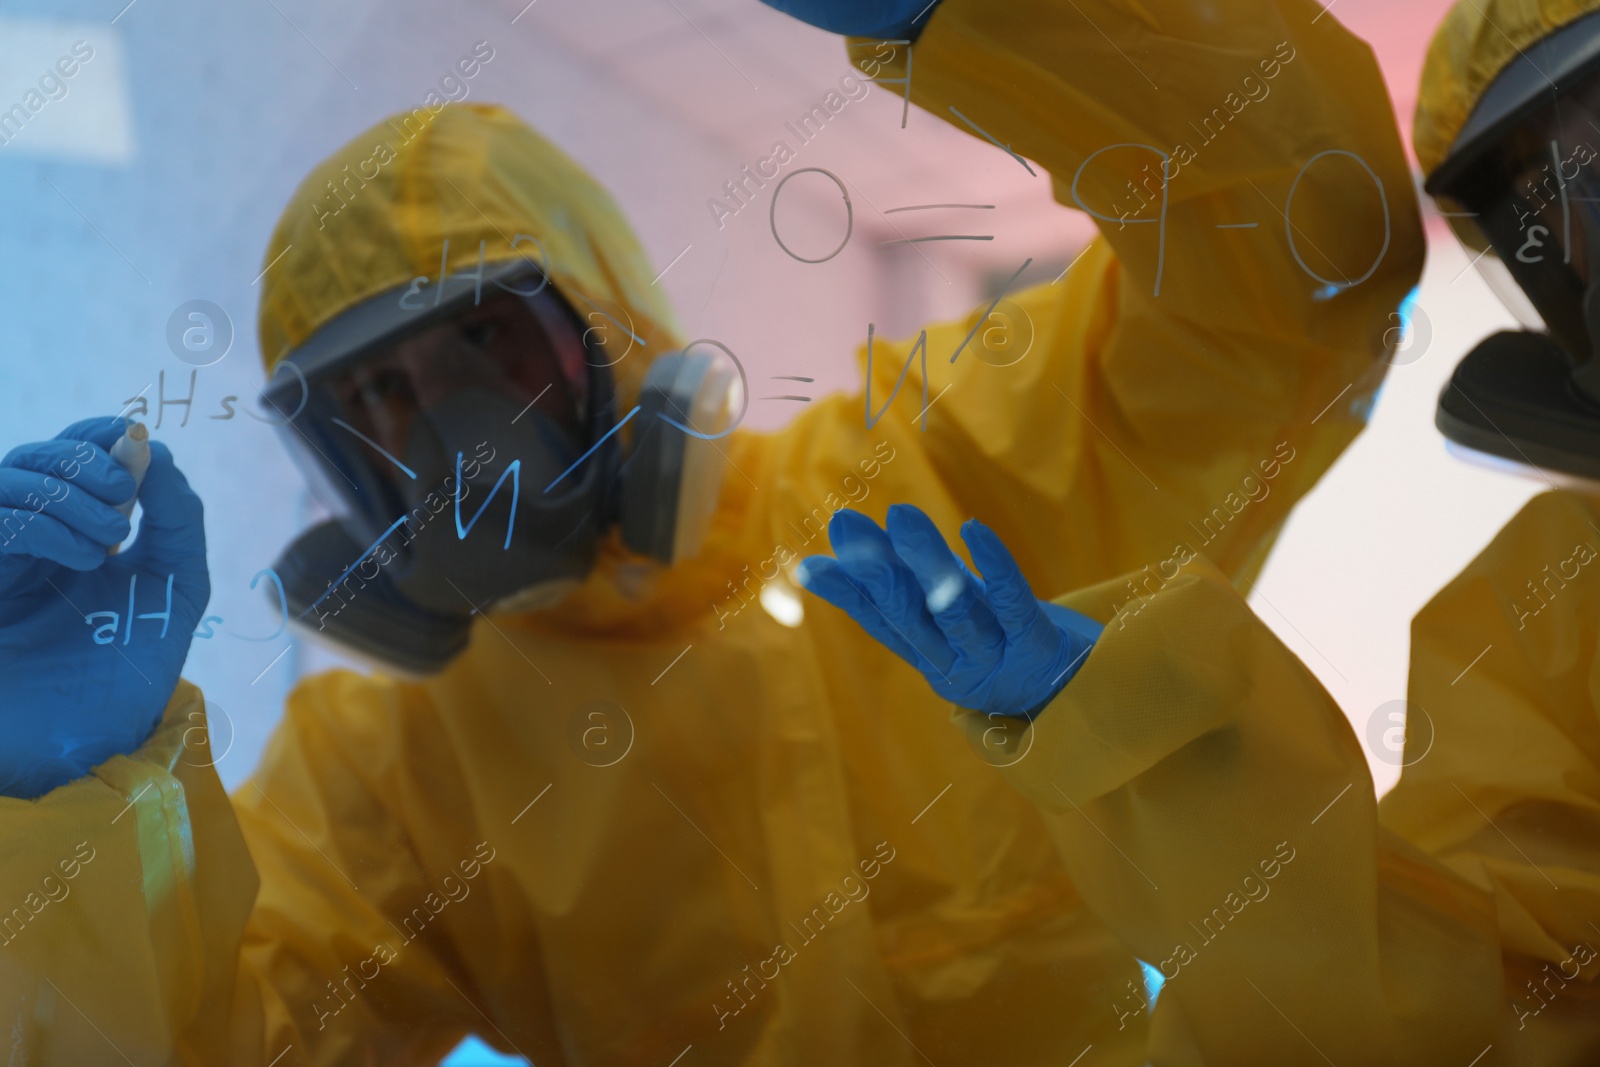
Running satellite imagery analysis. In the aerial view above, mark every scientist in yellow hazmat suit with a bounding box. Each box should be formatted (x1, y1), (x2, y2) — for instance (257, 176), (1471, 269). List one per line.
(0, 0), (1428, 1063)
(797, 1), (1600, 1062)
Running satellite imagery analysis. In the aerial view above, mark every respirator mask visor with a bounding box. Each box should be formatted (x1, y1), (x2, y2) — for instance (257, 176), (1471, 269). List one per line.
(1428, 12), (1600, 483)
(1444, 75), (1600, 372)
(300, 282), (593, 534)
(262, 268), (623, 674)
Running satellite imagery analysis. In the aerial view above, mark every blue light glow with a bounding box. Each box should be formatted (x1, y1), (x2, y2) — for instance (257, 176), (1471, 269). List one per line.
(1139, 957), (1166, 1009)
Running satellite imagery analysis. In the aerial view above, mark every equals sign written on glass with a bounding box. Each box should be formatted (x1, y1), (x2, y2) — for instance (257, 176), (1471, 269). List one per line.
(880, 203), (995, 246)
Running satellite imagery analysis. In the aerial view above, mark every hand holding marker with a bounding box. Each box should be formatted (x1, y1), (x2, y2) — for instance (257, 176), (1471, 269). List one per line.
(0, 416), (210, 797)
(110, 422), (151, 514)
(108, 421), (150, 548)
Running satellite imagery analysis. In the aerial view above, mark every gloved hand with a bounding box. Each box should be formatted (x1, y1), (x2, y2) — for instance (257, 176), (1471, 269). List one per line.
(0, 417), (210, 798)
(756, 0), (942, 40)
(797, 504), (1101, 719)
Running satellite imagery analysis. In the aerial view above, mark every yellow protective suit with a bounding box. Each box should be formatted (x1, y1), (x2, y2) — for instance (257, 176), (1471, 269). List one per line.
(0, 0), (1426, 1063)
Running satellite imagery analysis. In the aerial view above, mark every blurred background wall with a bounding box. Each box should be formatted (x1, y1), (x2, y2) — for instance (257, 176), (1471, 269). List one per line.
(0, 0), (1517, 811)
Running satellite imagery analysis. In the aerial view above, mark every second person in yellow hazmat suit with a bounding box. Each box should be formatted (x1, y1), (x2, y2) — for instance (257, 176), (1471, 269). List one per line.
(812, 0), (1600, 1062)
(0, 0), (1426, 1064)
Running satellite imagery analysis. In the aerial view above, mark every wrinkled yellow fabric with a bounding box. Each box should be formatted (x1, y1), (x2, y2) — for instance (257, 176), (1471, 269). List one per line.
(963, 560), (1541, 1063)
(1380, 491), (1600, 1059)
(973, 493), (1600, 1063)
(0, 0), (1425, 1062)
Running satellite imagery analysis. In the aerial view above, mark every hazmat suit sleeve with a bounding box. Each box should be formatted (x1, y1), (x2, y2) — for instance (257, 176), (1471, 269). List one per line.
(1377, 490), (1600, 1054)
(0, 673), (504, 1065)
(843, 0), (1422, 593)
(952, 562), (1538, 1064)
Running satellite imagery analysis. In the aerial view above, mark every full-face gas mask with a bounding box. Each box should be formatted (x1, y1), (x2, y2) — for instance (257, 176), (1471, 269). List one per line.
(1429, 8), (1600, 484)
(261, 259), (739, 677)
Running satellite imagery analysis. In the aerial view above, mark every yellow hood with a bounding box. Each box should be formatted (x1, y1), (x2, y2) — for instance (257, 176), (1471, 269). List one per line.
(256, 102), (681, 395)
(1415, 0), (1600, 182)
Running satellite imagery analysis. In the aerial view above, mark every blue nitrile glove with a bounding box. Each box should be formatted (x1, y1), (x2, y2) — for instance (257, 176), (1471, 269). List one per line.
(0, 417), (210, 798)
(757, 0), (942, 40)
(797, 505), (1102, 719)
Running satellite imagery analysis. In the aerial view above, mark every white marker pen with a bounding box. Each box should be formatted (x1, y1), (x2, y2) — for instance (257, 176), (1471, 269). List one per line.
(109, 422), (151, 520)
